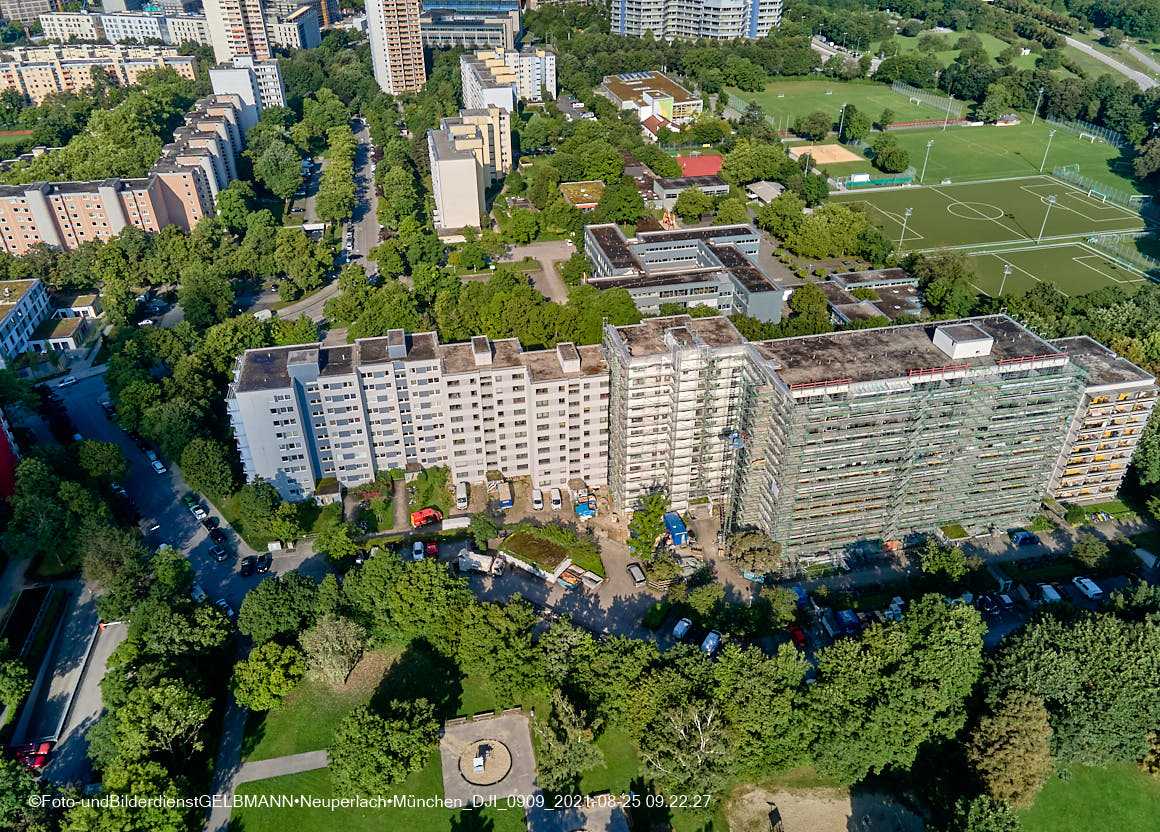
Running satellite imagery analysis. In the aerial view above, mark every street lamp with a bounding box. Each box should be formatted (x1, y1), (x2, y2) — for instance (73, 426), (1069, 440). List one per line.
(942, 94), (954, 131)
(897, 207), (913, 255)
(1040, 129), (1057, 172)
(842, 32), (849, 50)
(1032, 86), (1045, 124)
(1037, 195), (1057, 243)
(920, 139), (934, 184)
(998, 264), (1012, 297)
(838, 102), (848, 139)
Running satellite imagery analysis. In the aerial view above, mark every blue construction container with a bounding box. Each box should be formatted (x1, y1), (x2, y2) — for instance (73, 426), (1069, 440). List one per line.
(663, 512), (688, 546)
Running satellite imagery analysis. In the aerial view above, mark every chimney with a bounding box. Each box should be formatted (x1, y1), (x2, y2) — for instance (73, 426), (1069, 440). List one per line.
(472, 335), (493, 366)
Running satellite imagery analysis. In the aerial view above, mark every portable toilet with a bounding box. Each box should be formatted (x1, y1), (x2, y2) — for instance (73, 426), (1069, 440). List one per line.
(663, 512), (688, 546)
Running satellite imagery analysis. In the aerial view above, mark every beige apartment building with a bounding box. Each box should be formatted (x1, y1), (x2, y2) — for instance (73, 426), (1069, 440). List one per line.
(428, 106), (510, 229)
(460, 46), (556, 112)
(366, 0), (426, 95)
(0, 44), (196, 105)
(0, 94), (243, 255)
(227, 330), (610, 501)
(203, 0), (273, 63)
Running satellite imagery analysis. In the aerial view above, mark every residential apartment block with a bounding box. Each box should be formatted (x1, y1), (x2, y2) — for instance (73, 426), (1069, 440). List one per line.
(584, 223), (788, 321)
(0, 279), (50, 367)
(611, 0), (782, 40)
(366, 0), (426, 95)
(420, 9), (520, 50)
(0, 94), (244, 254)
(597, 71), (702, 123)
(1049, 336), (1156, 505)
(460, 47), (556, 112)
(0, 0), (50, 24)
(210, 56), (287, 130)
(428, 107), (511, 229)
(42, 10), (213, 47)
(0, 44), (196, 105)
(266, 6), (323, 51)
(227, 330), (610, 500)
(203, 0), (273, 63)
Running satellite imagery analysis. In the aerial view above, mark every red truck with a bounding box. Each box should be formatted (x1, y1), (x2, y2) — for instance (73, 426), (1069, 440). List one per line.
(410, 508), (442, 528)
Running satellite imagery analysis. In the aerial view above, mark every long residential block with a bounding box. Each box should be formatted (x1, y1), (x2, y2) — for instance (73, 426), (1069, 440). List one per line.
(228, 314), (1155, 557)
(460, 47), (556, 112)
(0, 44), (196, 105)
(227, 330), (610, 500)
(0, 94), (244, 254)
(611, 0), (782, 40)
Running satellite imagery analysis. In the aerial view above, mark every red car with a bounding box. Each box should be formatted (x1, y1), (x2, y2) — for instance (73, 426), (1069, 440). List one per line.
(14, 742), (51, 771)
(787, 625), (807, 649)
(425, 541), (438, 557)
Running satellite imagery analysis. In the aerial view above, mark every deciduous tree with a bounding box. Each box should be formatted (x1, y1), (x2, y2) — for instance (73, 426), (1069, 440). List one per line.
(965, 690), (1055, 809)
(300, 614), (367, 685)
(329, 701), (439, 796)
(231, 642), (306, 711)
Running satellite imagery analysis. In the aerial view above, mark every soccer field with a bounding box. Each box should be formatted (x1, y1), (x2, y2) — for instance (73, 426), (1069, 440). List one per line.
(831, 176), (1145, 251)
(729, 79), (937, 129)
(967, 243), (1149, 297)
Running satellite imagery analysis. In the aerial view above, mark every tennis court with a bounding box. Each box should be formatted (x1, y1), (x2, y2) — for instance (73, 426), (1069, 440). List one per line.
(831, 176), (1145, 251)
(967, 243), (1150, 297)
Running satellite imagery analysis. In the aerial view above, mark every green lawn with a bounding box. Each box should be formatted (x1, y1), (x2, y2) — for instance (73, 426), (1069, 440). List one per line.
(410, 467), (452, 516)
(230, 755), (526, 832)
(832, 176), (1144, 252)
(966, 243), (1148, 298)
(729, 79), (935, 130)
(879, 121), (1137, 191)
(869, 31), (1042, 73)
(1021, 764), (1160, 832)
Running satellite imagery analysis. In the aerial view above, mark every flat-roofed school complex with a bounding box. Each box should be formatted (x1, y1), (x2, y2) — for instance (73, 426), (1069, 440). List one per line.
(229, 315), (1155, 558)
(597, 71), (702, 123)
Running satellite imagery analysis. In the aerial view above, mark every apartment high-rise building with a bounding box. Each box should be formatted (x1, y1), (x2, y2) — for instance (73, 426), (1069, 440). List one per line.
(226, 330), (609, 500)
(266, 6), (322, 50)
(0, 44), (196, 105)
(267, 0), (338, 27)
(0, 0), (50, 24)
(210, 56), (287, 131)
(1049, 337), (1156, 504)
(420, 9), (519, 50)
(460, 46), (555, 111)
(428, 106), (510, 229)
(366, 0), (426, 95)
(611, 0), (782, 40)
(203, 0), (272, 63)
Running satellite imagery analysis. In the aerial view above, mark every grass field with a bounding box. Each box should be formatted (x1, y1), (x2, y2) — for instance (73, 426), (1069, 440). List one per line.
(1020, 764), (1160, 832)
(728, 79), (938, 130)
(832, 176), (1144, 251)
(967, 243), (1149, 297)
(868, 31), (1042, 73)
(231, 756), (527, 832)
(885, 121), (1137, 192)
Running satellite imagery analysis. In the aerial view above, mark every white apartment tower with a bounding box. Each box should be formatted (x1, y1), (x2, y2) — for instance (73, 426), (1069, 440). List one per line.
(612, 0), (782, 40)
(428, 107), (511, 229)
(366, 0), (426, 95)
(203, 0), (272, 63)
(460, 47), (556, 112)
(227, 331), (609, 500)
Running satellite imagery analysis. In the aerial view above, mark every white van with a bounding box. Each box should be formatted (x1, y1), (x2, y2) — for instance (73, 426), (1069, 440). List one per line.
(455, 481), (469, 510)
(550, 488), (562, 510)
(1038, 583), (1062, 603)
(1071, 576), (1103, 601)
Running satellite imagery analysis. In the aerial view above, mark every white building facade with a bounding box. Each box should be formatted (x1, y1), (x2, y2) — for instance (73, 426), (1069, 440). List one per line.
(611, 0), (782, 40)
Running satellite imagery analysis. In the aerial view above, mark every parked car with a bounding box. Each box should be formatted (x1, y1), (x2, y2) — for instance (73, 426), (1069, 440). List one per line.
(145, 449), (158, 462)
(190, 584), (208, 603)
(190, 505), (208, 520)
(787, 624), (808, 649)
(550, 488), (563, 510)
(57, 376), (78, 388)
(239, 556), (257, 577)
(100, 401), (115, 418)
(412, 541), (424, 561)
(182, 494), (197, 508)
(976, 594), (1000, 616)
(255, 552), (272, 574)
(13, 742), (51, 771)
(531, 489), (544, 510)
(1008, 529), (1040, 546)
(700, 630), (722, 656)
(1039, 583), (1063, 603)
(626, 562), (646, 587)
(215, 599), (235, 619)
(201, 517), (218, 532)
(209, 527), (227, 545)
(425, 541), (438, 557)
(150, 459), (167, 475)
(1072, 576), (1103, 600)
(672, 617), (692, 640)
(210, 545), (229, 563)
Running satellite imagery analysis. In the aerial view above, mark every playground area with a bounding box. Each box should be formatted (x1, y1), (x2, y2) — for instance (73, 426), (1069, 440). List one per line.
(967, 242), (1150, 297)
(832, 176), (1145, 251)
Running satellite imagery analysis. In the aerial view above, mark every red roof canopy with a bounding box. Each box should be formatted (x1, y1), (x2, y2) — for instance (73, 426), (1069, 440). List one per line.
(676, 155), (723, 176)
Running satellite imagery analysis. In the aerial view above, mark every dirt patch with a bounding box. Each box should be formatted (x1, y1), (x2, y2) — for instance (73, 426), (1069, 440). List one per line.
(325, 648), (392, 694)
(788, 143), (863, 164)
(726, 784), (926, 832)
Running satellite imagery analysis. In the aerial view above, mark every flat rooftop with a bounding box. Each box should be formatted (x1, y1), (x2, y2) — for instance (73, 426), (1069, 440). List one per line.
(0, 279), (39, 316)
(235, 333), (607, 393)
(559, 180), (604, 206)
(654, 174), (727, 191)
(600, 71), (697, 106)
(752, 315), (1066, 388)
(613, 315), (747, 357)
(1053, 336), (1155, 387)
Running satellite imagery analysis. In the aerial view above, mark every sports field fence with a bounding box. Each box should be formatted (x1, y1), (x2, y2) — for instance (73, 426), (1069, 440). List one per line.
(1085, 232), (1160, 277)
(833, 167), (916, 188)
(1043, 116), (1125, 148)
(1051, 165), (1154, 216)
(890, 81), (965, 118)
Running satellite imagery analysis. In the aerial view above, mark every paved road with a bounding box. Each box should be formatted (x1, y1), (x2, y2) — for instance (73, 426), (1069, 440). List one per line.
(498, 240), (575, 302)
(290, 156), (324, 223)
(1065, 36), (1157, 89)
(349, 119), (379, 274)
(205, 686), (247, 832)
(1128, 45), (1160, 76)
(237, 750), (329, 785)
